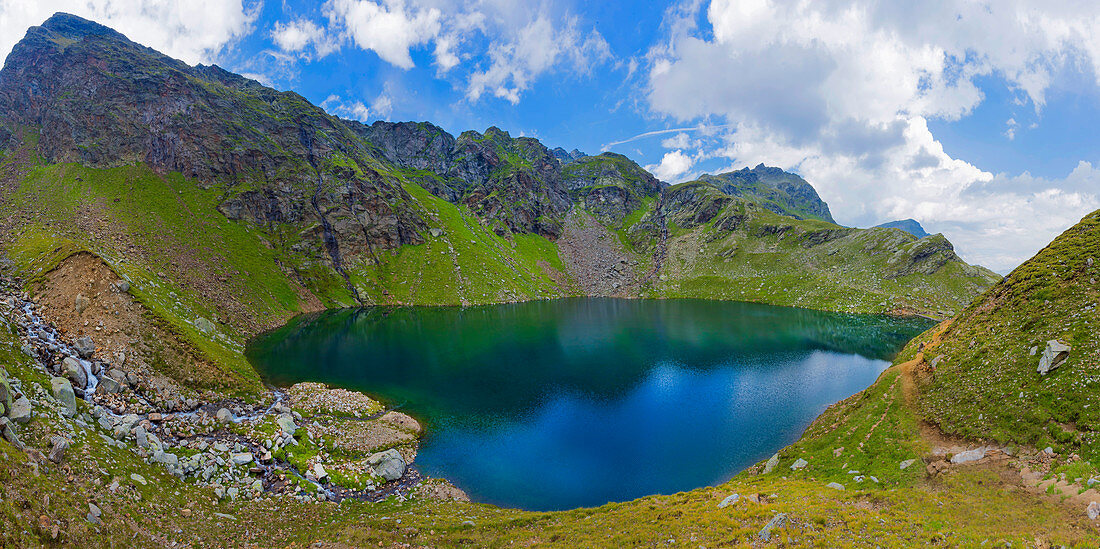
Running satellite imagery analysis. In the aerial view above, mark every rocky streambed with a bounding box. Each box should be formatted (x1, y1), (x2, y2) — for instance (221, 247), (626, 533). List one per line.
(0, 274), (467, 507)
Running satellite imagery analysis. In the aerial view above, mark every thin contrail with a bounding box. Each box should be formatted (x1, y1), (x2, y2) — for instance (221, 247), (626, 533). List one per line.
(601, 124), (733, 150)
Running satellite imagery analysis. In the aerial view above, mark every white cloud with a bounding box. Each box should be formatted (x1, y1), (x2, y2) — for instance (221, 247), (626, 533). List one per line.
(271, 18), (338, 59)
(467, 15), (611, 104)
(322, 94), (372, 122)
(321, 91), (394, 122)
(323, 0), (441, 70)
(661, 132), (692, 149)
(643, 0), (1100, 273)
(272, 1), (611, 104)
(646, 150), (695, 182)
(0, 0), (260, 66)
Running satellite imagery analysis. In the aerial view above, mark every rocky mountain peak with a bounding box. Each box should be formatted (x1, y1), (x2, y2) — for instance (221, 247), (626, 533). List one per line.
(696, 165), (835, 223)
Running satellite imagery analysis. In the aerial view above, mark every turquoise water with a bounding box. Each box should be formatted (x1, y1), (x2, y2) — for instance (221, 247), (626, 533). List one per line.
(246, 298), (932, 511)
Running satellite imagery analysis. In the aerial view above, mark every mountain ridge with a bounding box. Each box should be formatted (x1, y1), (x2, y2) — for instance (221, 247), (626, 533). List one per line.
(0, 12), (997, 333)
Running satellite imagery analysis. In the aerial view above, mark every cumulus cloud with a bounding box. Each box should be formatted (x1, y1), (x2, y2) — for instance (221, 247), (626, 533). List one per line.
(467, 15), (611, 104)
(642, 0), (1100, 272)
(0, 0), (259, 65)
(270, 0), (611, 104)
(646, 150), (695, 182)
(321, 92), (396, 122)
(271, 18), (339, 59)
(323, 0), (441, 69)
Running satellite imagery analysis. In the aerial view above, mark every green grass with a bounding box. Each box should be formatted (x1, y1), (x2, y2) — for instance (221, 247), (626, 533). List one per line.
(648, 204), (999, 317)
(916, 209), (1100, 458)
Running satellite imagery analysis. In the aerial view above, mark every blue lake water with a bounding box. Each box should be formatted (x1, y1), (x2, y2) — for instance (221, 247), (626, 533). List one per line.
(246, 298), (932, 511)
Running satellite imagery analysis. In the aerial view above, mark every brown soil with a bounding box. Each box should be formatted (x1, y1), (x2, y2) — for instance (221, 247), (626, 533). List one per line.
(31, 251), (250, 401)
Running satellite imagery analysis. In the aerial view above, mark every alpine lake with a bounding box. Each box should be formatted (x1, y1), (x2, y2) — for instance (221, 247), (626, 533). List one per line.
(246, 298), (933, 511)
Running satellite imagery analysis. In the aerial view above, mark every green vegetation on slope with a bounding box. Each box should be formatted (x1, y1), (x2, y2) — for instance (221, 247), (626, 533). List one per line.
(916, 209), (1100, 457)
(646, 200), (999, 317)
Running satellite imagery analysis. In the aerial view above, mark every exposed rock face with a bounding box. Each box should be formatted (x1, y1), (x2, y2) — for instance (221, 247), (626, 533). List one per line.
(560, 153), (664, 225)
(0, 13), (426, 289)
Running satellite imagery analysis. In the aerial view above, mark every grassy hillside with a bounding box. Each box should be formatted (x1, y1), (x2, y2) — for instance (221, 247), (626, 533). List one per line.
(915, 209), (1100, 458)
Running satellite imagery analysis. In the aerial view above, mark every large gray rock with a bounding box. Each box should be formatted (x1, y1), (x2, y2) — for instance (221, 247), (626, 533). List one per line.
(368, 448), (406, 482)
(8, 396), (32, 424)
(74, 293), (90, 314)
(230, 452), (253, 465)
(73, 336), (95, 358)
(50, 377), (77, 417)
(790, 458), (808, 470)
(951, 447), (988, 464)
(62, 356), (87, 389)
(759, 513), (788, 541)
(0, 370), (12, 413)
(215, 408), (234, 423)
(48, 435), (70, 463)
(763, 453), (780, 474)
(98, 376), (122, 394)
(194, 317), (215, 334)
(0, 417), (24, 451)
(152, 450), (178, 467)
(1038, 340), (1071, 375)
(276, 413), (297, 436)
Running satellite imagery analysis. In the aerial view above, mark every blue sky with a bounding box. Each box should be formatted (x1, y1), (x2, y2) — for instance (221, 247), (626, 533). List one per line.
(2, 0), (1100, 273)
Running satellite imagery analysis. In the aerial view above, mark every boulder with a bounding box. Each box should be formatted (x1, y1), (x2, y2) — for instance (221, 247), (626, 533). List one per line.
(62, 357), (87, 389)
(0, 417), (24, 451)
(0, 370), (12, 412)
(194, 317), (215, 334)
(826, 482), (845, 490)
(113, 280), (130, 293)
(50, 377), (77, 417)
(367, 448), (406, 482)
(759, 513), (788, 541)
(276, 413), (297, 436)
(313, 463), (328, 481)
(152, 450), (178, 467)
(1088, 501), (1100, 520)
(899, 458), (917, 470)
(718, 494), (740, 508)
(72, 336), (96, 358)
(74, 294), (90, 314)
(135, 425), (149, 449)
(1037, 340), (1071, 375)
(230, 452), (253, 466)
(791, 458), (808, 470)
(98, 376), (122, 394)
(215, 408), (234, 423)
(951, 447), (987, 464)
(48, 436), (70, 463)
(763, 453), (779, 474)
(8, 396), (32, 424)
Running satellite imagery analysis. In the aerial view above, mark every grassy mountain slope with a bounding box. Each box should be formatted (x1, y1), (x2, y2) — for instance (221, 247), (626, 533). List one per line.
(915, 209), (1100, 457)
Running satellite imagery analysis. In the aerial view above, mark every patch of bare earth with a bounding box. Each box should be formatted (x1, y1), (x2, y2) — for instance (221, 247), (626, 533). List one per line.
(30, 251), (245, 402)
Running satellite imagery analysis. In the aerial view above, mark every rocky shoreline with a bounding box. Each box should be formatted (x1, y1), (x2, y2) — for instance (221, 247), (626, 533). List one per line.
(0, 273), (468, 508)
